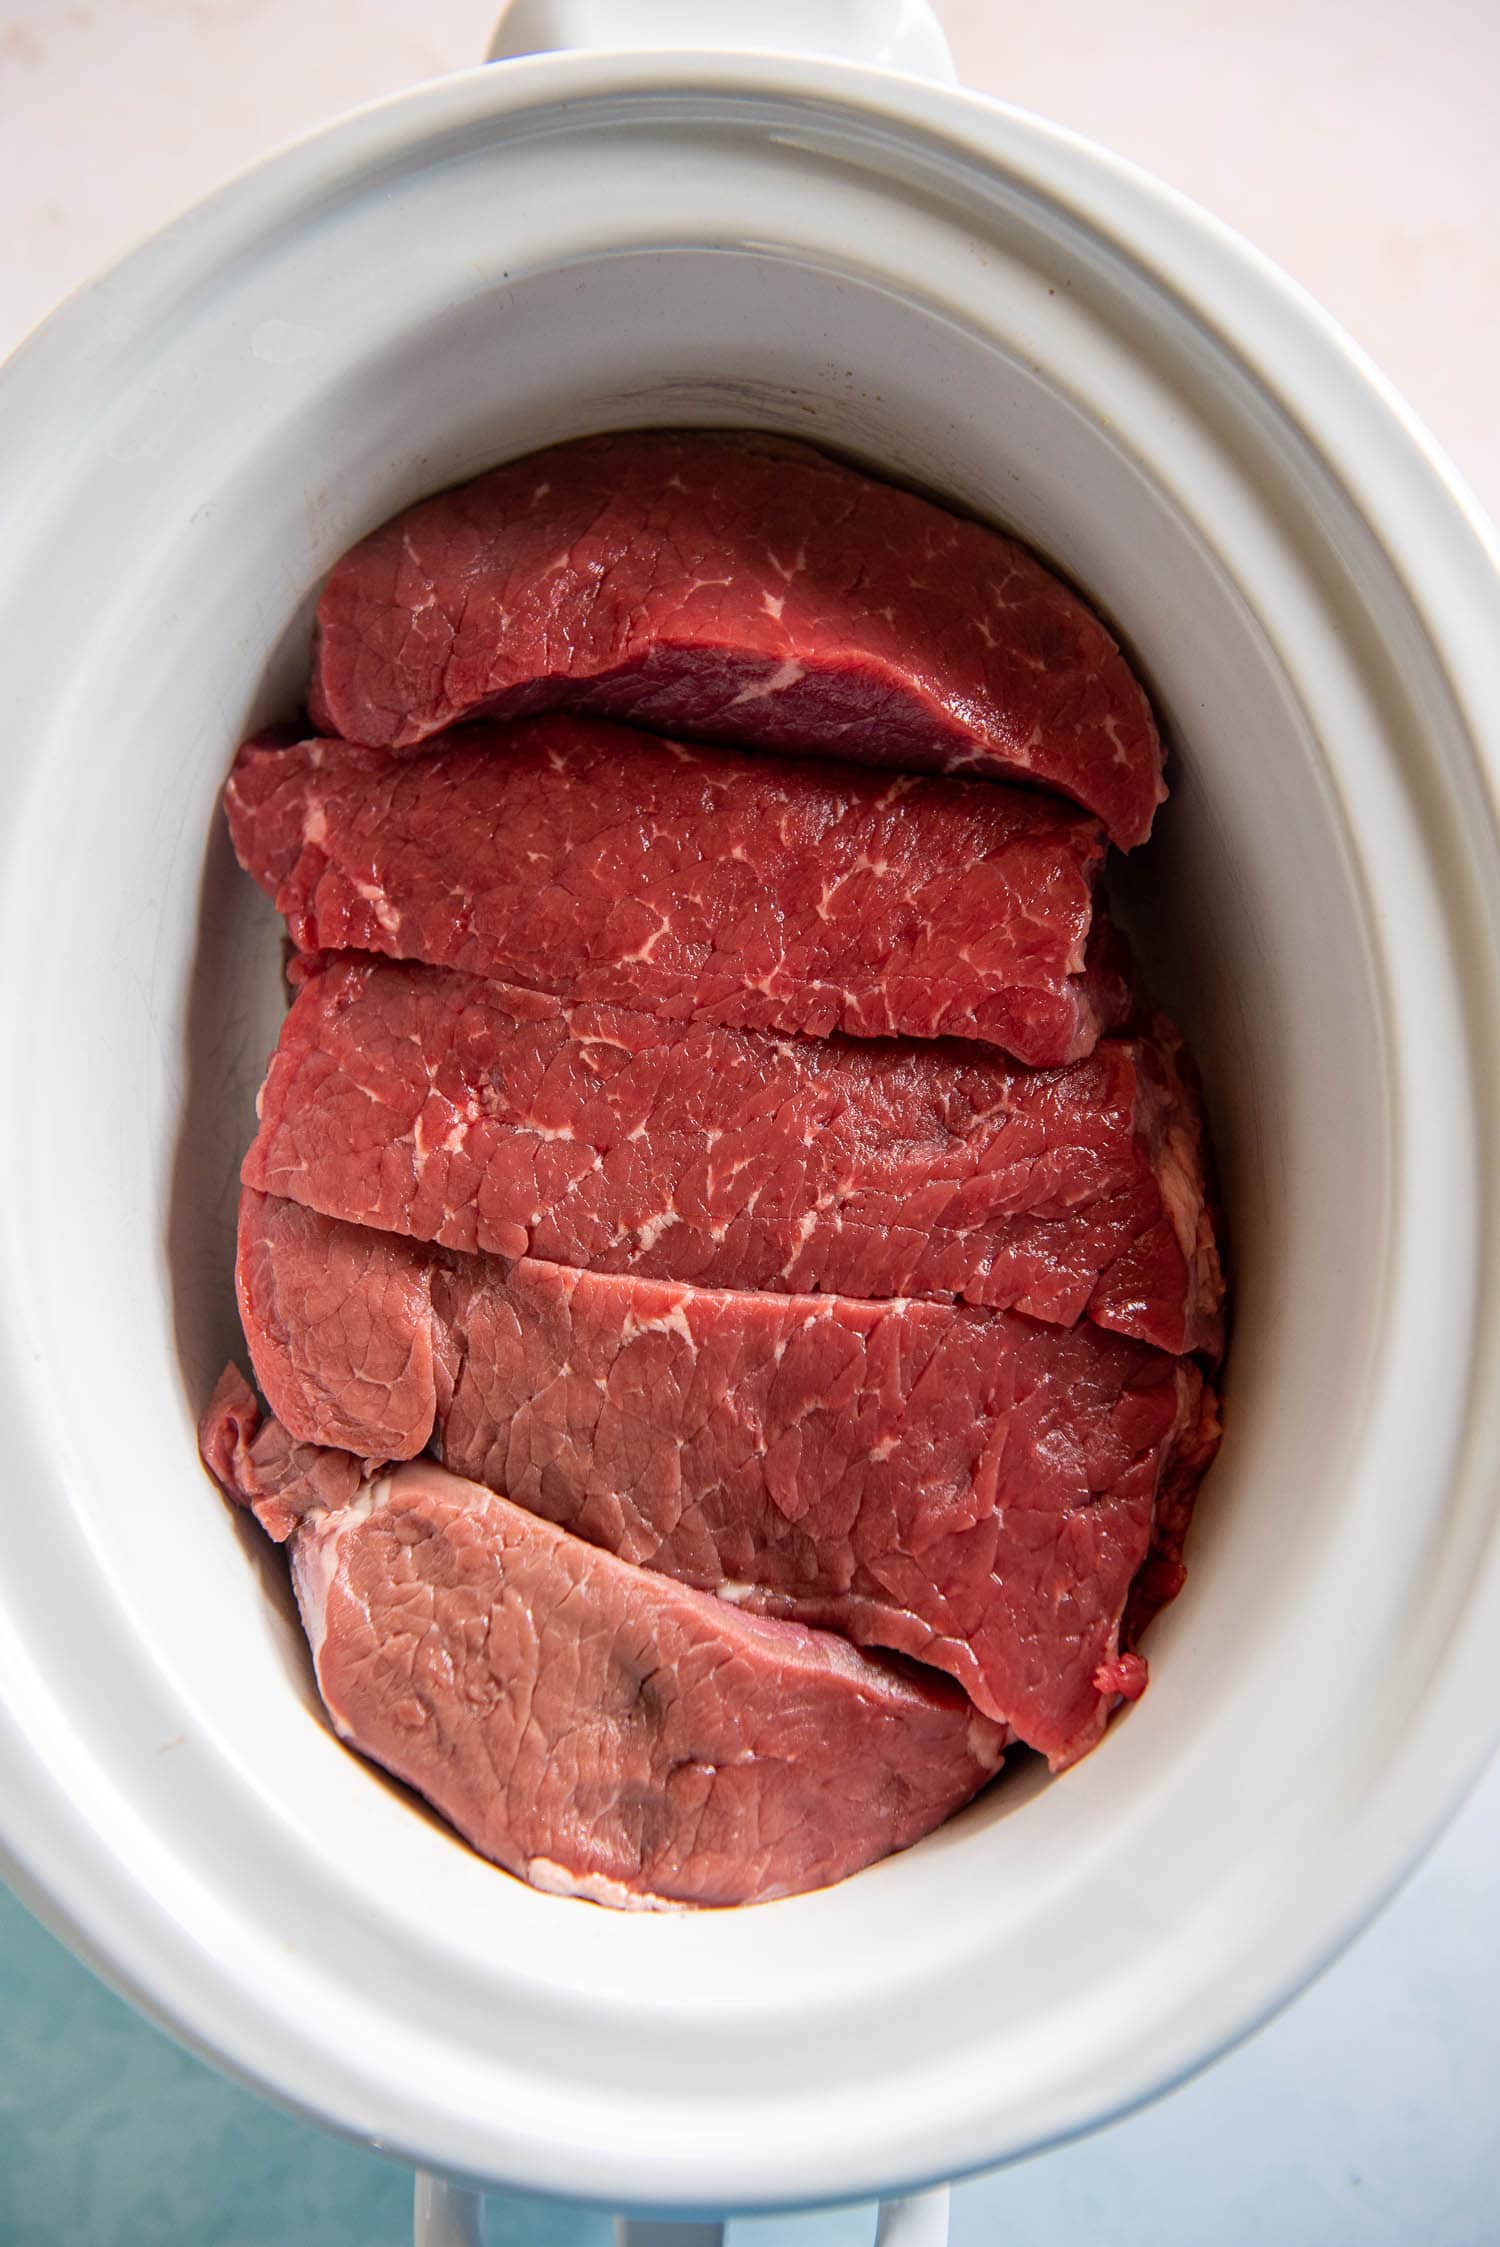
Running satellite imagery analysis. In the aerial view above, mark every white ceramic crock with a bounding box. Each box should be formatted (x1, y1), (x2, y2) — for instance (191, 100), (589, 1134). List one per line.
(4, 2), (1500, 2240)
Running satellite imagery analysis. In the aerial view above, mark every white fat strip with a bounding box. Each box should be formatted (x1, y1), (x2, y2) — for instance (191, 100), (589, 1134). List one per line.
(290, 1477), (390, 1691)
(968, 1713), (1007, 1771)
(413, 1094), (479, 1166)
(777, 1209), (819, 1280)
(715, 1580), (758, 1606)
(616, 906), (670, 967)
(525, 1858), (684, 1913)
(573, 1024), (636, 1056)
(876, 773), (918, 809)
(633, 1208), (679, 1253)
(302, 800), (328, 849)
(618, 928), (665, 965)
(1102, 712), (1133, 769)
(1156, 1115), (1205, 1262)
(621, 1302), (695, 1347)
(726, 658), (806, 708)
(349, 876), (400, 935)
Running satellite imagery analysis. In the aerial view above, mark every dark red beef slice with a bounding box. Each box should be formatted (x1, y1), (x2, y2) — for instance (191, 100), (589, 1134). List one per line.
(308, 429), (1164, 849)
(199, 1372), (1006, 1909)
(1123, 1375), (1224, 1647)
(235, 1190), (1216, 1768)
(244, 955), (1223, 1354)
(224, 718), (1129, 1067)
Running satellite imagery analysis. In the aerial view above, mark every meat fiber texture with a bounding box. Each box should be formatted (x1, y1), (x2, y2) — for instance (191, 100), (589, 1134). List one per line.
(200, 1366), (1006, 1909)
(236, 1190), (1217, 1769)
(225, 718), (1131, 1067)
(246, 954), (1224, 1355)
(308, 429), (1165, 849)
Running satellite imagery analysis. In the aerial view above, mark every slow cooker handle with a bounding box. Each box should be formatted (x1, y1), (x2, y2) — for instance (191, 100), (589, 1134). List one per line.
(413, 2175), (953, 2244)
(486, 0), (958, 81)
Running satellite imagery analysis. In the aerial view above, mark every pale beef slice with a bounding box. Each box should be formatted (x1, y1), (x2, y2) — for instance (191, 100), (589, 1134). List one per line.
(199, 1359), (367, 1541)
(307, 429), (1165, 849)
(235, 1191), (1216, 1768)
(199, 1367), (1007, 1909)
(224, 719), (1131, 1067)
(246, 955), (1223, 1354)
(235, 1183), (441, 1457)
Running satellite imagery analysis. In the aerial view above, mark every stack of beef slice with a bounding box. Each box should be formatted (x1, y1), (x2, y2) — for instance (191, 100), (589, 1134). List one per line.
(200, 431), (1225, 1910)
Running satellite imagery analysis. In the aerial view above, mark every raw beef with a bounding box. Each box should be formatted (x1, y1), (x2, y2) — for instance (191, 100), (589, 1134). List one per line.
(225, 718), (1130, 1066)
(308, 429), (1164, 848)
(235, 1184), (441, 1458)
(200, 1367), (1007, 1909)
(1123, 1375), (1224, 1645)
(235, 1190), (1216, 1767)
(246, 954), (1223, 1354)
(199, 1360), (368, 1542)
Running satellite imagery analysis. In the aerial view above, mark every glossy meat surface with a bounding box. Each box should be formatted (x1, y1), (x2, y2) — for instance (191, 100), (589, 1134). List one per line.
(245, 955), (1221, 1352)
(235, 1190), (1217, 1768)
(308, 429), (1165, 847)
(200, 1369), (1006, 1909)
(226, 718), (1128, 1065)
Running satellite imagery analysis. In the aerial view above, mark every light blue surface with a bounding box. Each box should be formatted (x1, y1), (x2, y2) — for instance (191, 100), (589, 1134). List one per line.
(4, 1745), (1499, 2246)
